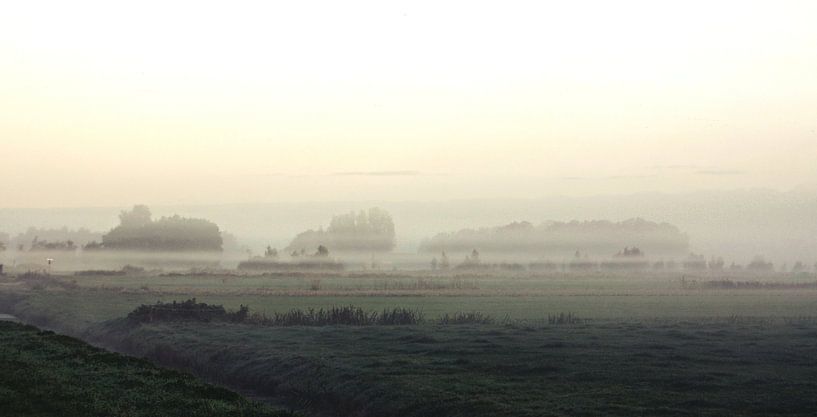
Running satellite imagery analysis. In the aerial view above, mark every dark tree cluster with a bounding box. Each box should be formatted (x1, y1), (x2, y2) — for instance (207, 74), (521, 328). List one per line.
(91, 205), (223, 252)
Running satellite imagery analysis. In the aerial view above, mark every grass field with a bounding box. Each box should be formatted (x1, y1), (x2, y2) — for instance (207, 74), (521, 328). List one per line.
(10, 288), (817, 332)
(0, 321), (290, 417)
(3, 270), (817, 416)
(87, 318), (817, 416)
(7, 270), (817, 326)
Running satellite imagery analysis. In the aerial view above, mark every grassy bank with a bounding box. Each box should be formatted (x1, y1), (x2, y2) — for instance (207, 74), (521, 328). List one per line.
(0, 321), (291, 417)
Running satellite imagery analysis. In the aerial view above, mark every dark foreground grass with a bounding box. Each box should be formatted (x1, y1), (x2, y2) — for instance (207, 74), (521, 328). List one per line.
(0, 321), (292, 417)
(5, 292), (817, 416)
(90, 318), (817, 417)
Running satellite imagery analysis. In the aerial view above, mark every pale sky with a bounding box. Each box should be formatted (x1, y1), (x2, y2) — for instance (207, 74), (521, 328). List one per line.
(2, 0), (816, 207)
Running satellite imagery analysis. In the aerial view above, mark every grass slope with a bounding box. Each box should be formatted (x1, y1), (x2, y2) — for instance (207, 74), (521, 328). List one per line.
(0, 321), (291, 417)
(96, 319), (817, 417)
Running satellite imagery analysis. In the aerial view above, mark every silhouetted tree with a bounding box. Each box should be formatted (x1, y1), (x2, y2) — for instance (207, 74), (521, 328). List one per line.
(615, 246), (644, 258)
(440, 251), (450, 270)
(683, 253), (707, 271)
(708, 256), (724, 271)
(286, 207), (396, 253)
(746, 255), (774, 272)
(119, 204), (152, 228)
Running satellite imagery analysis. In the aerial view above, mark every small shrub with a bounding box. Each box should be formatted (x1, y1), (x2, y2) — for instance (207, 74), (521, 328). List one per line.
(128, 298), (229, 323)
(122, 264), (146, 274)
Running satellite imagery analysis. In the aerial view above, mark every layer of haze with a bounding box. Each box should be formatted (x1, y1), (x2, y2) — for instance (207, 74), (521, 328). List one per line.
(2, 1), (817, 207)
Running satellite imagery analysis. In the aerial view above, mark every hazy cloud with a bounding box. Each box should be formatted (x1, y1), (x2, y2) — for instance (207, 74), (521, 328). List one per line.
(648, 164), (706, 170)
(333, 170), (421, 177)
(606, 174), (657, 180)
(696, 170), (745, 176)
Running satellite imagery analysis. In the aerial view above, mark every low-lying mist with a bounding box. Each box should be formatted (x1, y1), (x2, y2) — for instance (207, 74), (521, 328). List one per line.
(1, 188), (816, 270)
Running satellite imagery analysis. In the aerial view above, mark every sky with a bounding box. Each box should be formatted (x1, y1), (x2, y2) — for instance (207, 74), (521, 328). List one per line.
(2, 0), (816, 207)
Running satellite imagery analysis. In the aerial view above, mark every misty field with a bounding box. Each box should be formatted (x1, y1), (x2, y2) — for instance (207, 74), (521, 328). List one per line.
(2, 269), (817, 416)
(7, 270), (817, 326)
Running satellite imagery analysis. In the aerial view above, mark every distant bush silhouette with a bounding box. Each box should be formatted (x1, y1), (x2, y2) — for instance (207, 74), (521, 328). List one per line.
(747, 255), (774, 272)
(683, 253), (707, 271)
(238, 245), (344, 271)
(681, 279), (817, 290)
(28, 237), (77, 252)
(13, 227), (101, 251)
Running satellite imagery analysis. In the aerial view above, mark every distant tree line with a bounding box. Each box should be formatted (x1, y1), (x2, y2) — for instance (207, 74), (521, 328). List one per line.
(238, 244), (343, 271)
(9, 227), (101, 251)
(29, 237), (77, 252)
(419, 218), (689, 257)
(425, 246), (808, 274)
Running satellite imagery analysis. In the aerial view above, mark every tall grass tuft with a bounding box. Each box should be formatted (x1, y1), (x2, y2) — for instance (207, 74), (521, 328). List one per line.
(380, 307), (424, 325)
(438, 312), (494, 325)
(251, 305), (423, 326)
(547, 312), (582, 325)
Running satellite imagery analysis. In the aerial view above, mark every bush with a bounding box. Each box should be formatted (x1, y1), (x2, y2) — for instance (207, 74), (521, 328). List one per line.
(128, 299), (246, 323)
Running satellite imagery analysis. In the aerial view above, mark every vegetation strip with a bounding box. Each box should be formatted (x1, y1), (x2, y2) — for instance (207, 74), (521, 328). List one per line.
(127, 298), (509, 326)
